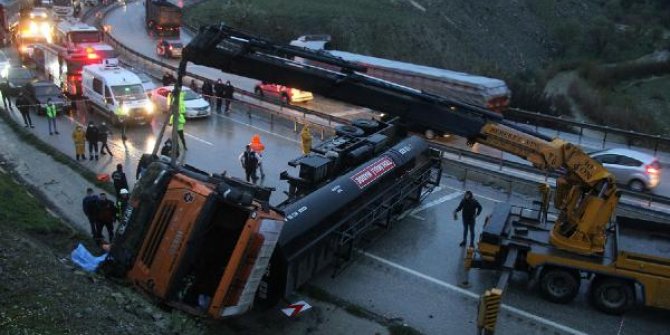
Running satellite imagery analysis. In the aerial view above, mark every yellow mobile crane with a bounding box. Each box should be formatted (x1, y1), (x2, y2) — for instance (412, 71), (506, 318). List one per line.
(172, 24), (670, 327)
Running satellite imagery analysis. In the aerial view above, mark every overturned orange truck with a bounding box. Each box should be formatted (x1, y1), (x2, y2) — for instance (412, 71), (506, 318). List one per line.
(101, 160), (284, 317)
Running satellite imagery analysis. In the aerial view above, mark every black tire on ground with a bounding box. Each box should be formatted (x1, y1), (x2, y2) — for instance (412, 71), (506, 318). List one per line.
(539, 267), (580, 304)
(352, 118), (380, 132)
(590, 277), (635, 315)
(628, 179), (645, 192)
(335, 125), (365, 137)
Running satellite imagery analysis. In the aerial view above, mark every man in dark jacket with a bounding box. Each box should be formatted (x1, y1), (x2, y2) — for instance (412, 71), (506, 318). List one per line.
(82, 188), (99, 238)
(0, 82), (11, 109)
(95, 193), (116, 244)
(238, 145), (260, 184)
(214, 79), (224, 112)
(453, 191), (482, 247)
(98, 121), (113, 156)
(223, 80), (234, 112)
(85, 121), (99, 160)
(15, 91), (33, 128)
(111, 163), (129, 199)
(201, 80), (213, 106)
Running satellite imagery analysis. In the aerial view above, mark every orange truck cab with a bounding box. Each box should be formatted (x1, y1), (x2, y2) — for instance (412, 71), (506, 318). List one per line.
(103, 158), (284, 318)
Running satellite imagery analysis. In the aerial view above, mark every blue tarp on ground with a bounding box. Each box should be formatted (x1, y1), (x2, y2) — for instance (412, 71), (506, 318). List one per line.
(70, 243), (108, 272)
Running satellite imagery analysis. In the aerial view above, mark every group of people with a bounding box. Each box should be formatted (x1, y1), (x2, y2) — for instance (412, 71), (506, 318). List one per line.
(81, 164), (129, 245)
(5, 90), (61, 135)
(162, 73), (235, 113)
(238, 134), (266, 184)
(71, 121), (113, 160)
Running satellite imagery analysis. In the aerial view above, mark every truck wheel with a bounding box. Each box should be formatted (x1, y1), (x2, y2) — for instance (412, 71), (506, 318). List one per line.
(335, 125), (365, 137)
(539, 268), (580, 304)
(590, 278), (634, 315)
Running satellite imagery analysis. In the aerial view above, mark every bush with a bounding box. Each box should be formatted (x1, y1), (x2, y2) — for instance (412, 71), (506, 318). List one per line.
(579, 60), (670, 88)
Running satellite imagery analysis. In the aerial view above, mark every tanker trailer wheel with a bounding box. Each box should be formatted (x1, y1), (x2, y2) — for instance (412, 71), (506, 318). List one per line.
(590, 277), (634, 315)
(539, 267), (580, 304)
(335, 125), (365, 137)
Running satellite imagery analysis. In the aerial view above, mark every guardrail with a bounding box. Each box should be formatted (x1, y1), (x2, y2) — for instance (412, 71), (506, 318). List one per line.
(435, 142), (670, 212)
(505, 108), (670, 155)
(96, 2), (670, 215)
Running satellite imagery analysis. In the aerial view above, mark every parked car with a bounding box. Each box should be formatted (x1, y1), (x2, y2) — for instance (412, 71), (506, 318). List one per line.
(23, 81), (68, 115)
(254, 81), (313, 104)
(150, 86), (211, 118)
(156, 39), (183, 58)
(590, 148), (662, 191)
(5, 67), (37, 96)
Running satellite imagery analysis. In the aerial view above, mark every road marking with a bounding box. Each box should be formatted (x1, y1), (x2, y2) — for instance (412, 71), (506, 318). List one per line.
(215, 113), (299, 143)
(362, 252), (589, 335)
(443, 185), (503, 204)
(411, 191), (463, 214)
(184, 133), (213, 145)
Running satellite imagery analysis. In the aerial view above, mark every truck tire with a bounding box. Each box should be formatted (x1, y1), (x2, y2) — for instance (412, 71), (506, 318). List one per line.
(590, 277), (635, 315)
(335, 125), (365, 137)
(539, 267), (580, 304)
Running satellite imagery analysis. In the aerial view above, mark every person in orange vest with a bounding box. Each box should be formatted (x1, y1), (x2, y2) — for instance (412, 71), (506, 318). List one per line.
(301, 124), (312, 154)
(249, 134), (265, 178)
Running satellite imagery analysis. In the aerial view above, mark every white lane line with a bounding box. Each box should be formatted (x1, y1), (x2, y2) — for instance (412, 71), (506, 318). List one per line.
(184, 133), (213, 146)
(362, 252), (589, 335)
(412, 191), (463, 214)
(443, 185), (502, 204)
(215, 113), (299, 143)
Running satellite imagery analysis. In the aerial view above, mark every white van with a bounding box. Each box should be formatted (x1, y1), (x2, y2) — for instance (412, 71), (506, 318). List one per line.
(82, 58), (155, 125)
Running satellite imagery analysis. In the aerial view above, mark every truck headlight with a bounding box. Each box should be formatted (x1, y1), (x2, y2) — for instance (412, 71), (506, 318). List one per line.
(145, 102), (154, 114)
(121, 105), (129, 115)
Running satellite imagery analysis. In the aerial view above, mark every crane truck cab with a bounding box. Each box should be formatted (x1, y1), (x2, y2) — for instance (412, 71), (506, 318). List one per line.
(82, 58), (155, 125)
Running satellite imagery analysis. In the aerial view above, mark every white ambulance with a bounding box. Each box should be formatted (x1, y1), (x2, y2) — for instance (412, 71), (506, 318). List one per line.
(82, 58), (155, 125)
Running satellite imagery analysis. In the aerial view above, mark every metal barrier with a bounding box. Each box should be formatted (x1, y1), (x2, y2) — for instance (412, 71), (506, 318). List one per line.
(437, 143), (670, 213)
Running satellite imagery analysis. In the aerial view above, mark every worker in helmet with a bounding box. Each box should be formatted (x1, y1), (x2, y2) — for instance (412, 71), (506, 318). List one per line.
(116, 188), (129, 222)
(249, 134), (265, 178)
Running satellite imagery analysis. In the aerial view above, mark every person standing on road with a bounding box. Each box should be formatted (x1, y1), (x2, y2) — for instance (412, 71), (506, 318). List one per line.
(201, 80), (213, 106)
(82, 188), (99, 238)
(111, 164), (129, 199)
(214, 79), (224, 113)
(15, 91), (33, 128)
(98, 121), (113, 156)
(169, 111), (187, 151)
(85, 121), (99, 160)
(116, 188), (129, 222)
(239, 145), (260, 184)
(45, 98), (59, 135)
(453, 191), (482, 247)
(190, 79), (198, 93)
(301, 124), (312, 154)
(249, 134), (265, 179)
(72, 125), (86, 160)
(95, 192), (117, 245)
(223, 80), (234, 112)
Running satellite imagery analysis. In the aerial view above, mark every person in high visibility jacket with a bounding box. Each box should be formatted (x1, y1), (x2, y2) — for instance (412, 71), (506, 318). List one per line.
(249, 134), (265, 178)
(301, 124), (312, 154)
(169, 112), (187, 151)
(45, 98), (59, 135)
(167, 90), (186, 115)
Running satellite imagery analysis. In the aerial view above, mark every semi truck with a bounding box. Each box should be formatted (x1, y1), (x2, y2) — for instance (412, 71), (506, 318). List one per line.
(145, 0), (180, 38)
(290, 35), (511, 113)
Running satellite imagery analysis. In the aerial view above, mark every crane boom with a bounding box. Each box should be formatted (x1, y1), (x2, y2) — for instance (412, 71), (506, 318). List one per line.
(178, 24), (620, 254)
